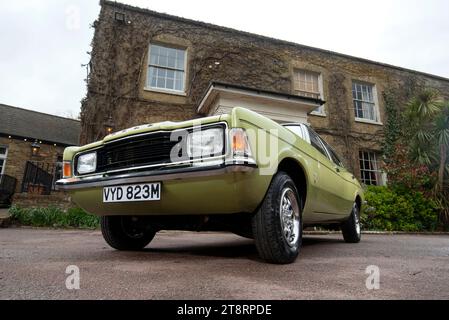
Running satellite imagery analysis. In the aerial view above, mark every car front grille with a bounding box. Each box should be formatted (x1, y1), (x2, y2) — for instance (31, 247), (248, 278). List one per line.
(74, 123), (227, 176)
(95, 132), (179, 174)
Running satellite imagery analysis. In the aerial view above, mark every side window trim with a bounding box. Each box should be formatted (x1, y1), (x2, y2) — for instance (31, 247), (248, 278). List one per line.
(319, 137), (343, 167)
(306, 126), (331, 161)
(316, 136), (332, 162)
(305, 126), (344, 167)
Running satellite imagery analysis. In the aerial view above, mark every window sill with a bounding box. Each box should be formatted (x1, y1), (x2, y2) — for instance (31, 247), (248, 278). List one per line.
(143, 87), (187, 96)
(355, 118), (383, 126)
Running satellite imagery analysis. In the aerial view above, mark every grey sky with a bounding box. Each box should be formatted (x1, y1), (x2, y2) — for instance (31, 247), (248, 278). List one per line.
(0, 0), (448, 118)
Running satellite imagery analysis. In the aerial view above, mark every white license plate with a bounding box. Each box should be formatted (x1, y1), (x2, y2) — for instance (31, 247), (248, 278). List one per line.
(103, 183), (161, 203)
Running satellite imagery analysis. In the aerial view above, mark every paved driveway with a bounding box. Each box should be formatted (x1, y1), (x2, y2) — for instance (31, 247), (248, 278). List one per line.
(0, 228), (448, 299)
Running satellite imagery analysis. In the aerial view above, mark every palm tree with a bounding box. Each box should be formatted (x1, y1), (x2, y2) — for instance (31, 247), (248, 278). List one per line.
(407, 89), (442, 118)
(405, 90), (449, 225)
(406, 89), (442, 167)
(434, 103), (449, 192)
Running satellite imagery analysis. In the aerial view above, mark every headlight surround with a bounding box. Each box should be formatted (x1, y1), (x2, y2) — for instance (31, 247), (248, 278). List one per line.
(186, 128), (224, 159)
(76, 152), (97, 175)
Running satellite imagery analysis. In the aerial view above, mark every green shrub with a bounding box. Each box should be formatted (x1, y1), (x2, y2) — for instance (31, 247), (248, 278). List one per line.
(362, 186), (439, 231)
(9, 206), (99, 229)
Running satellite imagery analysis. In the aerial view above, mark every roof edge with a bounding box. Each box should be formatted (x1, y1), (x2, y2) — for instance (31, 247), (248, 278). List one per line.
(0, 103), (81, 123)
(101, 0), (449, 83)
(209, 81), (325, 105)
(197, 81), (325, 115)
(0, 133), (75, 147)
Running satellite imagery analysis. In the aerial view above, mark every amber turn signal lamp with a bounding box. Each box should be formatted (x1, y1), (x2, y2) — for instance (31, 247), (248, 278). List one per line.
(63, 161), (72, 178)
(232, 131), (246, 154)
(230, 128), (252, 158)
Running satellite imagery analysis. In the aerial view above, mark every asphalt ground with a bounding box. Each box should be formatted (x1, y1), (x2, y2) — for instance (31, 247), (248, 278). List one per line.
(1, 228), (448, 299)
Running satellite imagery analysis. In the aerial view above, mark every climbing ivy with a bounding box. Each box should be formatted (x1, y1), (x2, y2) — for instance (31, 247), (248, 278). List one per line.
(381, 88), (402, 163)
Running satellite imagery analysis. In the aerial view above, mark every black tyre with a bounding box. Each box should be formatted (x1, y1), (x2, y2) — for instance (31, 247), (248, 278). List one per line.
(251, 171), (303, 264)
(341, 202), (361, 243)
(101, 216), (156, 250)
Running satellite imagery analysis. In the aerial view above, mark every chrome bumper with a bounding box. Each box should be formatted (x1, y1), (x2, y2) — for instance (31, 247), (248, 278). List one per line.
(56, 164), (256, 190)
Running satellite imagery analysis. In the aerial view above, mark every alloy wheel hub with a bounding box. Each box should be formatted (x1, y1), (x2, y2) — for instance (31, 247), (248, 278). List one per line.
(280, 188), (300, 247)
(354, 205), (361, 235)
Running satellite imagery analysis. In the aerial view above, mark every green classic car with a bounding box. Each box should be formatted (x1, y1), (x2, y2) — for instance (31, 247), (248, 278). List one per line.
(57, 107), (363, 264)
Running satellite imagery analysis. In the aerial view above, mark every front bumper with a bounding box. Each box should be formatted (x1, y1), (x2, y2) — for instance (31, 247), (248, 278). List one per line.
(56, 164), (270, 216)
(56, 164), (255, 190)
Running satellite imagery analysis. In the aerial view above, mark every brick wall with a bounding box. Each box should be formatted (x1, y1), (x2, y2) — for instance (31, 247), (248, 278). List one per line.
(0, 136), (65, 193)
(12, 192), (74, 211)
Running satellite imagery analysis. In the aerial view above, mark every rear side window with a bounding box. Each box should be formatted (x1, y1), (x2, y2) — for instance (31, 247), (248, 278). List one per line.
(307, 127), (329, 158)
(321, 139), (343, 166)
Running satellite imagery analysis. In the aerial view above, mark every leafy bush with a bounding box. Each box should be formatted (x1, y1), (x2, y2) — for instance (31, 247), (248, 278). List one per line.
(9, 206), (99, 229)
(362, 186), (439, 231)
(383, 144), (437, 195)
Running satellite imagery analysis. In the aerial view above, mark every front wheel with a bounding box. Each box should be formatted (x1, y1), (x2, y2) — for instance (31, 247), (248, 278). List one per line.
(251, 172), (303, 264)
(341, 202), (361, 243)
(101, 216), (156, 250)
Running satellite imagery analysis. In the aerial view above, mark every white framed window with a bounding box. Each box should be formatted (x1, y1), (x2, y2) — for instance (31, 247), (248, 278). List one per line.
(0, 146), (8, 175)
(293, 69), (325, 115)
(359, 150), (384, 185)
(146, 44), (186, 94)
(352, 81), (380, 123)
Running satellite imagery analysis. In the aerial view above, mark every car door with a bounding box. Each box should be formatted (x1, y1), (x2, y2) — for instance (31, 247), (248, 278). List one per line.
(305, 127), (350, 221)
(318, 136), (355, 217)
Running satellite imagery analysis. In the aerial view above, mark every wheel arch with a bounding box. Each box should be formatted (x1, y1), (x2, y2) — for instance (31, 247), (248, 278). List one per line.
(277, 157), (308, 209)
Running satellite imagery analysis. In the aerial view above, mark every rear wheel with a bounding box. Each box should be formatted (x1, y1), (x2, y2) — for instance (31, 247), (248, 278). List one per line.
(101, 216), (156, 250)
(252, 172), (302, 264)
(341, 202), (361, 243)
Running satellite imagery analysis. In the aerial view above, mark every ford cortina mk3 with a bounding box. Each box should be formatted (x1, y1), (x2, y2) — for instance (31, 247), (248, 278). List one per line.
(57, 107), (363, 264)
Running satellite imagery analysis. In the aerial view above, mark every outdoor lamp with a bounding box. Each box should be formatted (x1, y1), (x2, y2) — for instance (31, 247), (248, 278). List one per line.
(31, 140), (41, 156)
(104, 114), (115, 134)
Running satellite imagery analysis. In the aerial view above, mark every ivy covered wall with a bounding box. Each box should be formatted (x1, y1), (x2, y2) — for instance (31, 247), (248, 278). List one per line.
(80, 0), (449, 180)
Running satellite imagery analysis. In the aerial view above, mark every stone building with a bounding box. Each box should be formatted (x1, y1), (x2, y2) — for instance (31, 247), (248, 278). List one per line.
(0, 104), (80, 207)
(80, 0), (449, 185)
